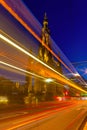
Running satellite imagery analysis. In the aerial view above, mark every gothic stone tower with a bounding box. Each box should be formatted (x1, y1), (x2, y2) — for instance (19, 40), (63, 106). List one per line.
(39, 13), (52, 63)
(34, 13), (52, 98)
(25, 13), (63, 101)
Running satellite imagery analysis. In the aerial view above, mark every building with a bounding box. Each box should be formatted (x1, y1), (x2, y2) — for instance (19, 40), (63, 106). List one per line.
(26, 13), (63, 102)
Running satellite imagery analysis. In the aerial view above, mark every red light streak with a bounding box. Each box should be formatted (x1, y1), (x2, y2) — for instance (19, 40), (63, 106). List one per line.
(6, 102), (76, 130)
(65, 110), (86, 130)
(0, 0), (4, 4)
(1, 33), (87, 93)
(0, 0), (73, 74)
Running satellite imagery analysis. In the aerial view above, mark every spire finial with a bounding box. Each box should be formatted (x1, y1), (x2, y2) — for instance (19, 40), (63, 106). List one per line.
(44, 12), (48, 21)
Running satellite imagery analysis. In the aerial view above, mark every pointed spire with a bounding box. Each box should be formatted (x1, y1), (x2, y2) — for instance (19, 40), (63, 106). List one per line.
(44, 12), (48, 21)
(43, 12), (48, 27)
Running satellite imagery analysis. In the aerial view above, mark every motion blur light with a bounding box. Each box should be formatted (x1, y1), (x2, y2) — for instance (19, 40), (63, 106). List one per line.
(0, 61), (46, 80)
(45, 78), (54, 83)
(74, 73), (80, 77)
(0, 33), (68, 80)
(1, 33), (87, 93)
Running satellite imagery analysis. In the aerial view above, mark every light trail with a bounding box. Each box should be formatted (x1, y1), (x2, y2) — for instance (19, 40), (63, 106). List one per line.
(1, 0), (86, 86)
(72, 61), (87, 65)
(0, 59), (87, 93)
(0, 0), (80, 82)
(0, 0), (4, 4)
(0, 33), (69, 80)
(0, 2), (87, 92)
(0, 0), (74, 74)
(65, 110), (87, 130)
(6, 102), (76, 130)
(0, 61), (46, 80)
(1, 33), (87, 93)
(0, 61), (65, 87)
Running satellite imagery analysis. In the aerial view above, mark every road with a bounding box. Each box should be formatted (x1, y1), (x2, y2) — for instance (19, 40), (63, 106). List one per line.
(0, 100), (87, 130)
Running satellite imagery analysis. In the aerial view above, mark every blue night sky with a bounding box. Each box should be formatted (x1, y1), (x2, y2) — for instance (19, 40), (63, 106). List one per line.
(22, 0), (87, 79)
(22, 0), (87, 62)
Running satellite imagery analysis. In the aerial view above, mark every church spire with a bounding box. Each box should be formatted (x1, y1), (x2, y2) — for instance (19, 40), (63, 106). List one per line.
(38, 13), (51, 62)
(44, 12), (48, 22)
(43, 13), (49, 33)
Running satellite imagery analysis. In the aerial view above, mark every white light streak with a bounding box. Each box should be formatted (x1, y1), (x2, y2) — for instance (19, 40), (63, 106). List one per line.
(1, 34), (87, 93)
(73, 73), (80, 77)
(0, 34), (68, 80)
(0, 61), (46, 80)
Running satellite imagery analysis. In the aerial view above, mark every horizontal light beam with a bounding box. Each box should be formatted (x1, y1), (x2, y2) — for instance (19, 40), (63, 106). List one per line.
(0, 61), (46, 80)
(0, 0), (73, 74)
(0, 33), (68, 80)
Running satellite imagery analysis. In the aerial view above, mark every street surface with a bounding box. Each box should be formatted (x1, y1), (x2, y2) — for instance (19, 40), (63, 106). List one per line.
(0, 100), (87, 130)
